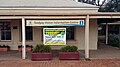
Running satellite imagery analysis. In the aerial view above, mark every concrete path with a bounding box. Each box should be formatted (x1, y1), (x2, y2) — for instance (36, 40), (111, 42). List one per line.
(90, 44), (120, 59)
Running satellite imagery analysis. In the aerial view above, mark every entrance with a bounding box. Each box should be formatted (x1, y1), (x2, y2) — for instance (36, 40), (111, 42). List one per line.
(90, 18), (120, 59)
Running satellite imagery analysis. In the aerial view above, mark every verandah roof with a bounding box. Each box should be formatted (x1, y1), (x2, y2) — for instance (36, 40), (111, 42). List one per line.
(0, 0), (98, 8)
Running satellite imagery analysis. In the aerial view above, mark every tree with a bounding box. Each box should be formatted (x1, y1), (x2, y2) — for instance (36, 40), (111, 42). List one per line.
(78, 0), (120, 12)
(78, 0), (103, 6)
(99, 0), (120, 12)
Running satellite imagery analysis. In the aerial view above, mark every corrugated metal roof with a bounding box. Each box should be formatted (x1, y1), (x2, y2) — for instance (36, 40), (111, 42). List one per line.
(0, 0), (98, 8)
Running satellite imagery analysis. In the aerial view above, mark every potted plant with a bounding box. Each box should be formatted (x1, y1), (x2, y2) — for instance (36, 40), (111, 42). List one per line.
(18, 45), (22, 52)
(26, 45), (33, 52)
(0, 45), (10, 52)
(18, 45), (33, 52)
(59, 45), (80, 60)
(31, 44), (52, 61)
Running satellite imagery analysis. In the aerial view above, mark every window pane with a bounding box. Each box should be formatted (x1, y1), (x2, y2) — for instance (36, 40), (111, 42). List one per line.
(25, 26), (33, 40)
(0, 22), (10, 30)
(66, 26), (74, 40)
(1, 31), (11, 40)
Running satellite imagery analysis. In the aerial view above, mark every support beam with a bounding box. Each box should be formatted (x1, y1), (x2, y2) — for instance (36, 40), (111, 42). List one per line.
(106, 22), (108, 45)
(85, 15), (90, 59)
(22, 18), (26, 59)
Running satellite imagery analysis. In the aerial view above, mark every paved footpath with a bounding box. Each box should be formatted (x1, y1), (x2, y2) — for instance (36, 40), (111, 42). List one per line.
(0, 59), (120, 67)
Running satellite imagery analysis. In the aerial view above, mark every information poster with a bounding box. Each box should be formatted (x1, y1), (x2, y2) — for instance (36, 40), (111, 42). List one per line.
(43, 28), (66, 45)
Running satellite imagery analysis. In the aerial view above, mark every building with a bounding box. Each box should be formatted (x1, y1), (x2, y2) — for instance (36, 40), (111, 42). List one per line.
(0, 0), (120, 59)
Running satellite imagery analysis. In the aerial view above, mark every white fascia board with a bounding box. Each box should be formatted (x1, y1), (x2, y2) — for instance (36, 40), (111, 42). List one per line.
(0, 16), (86, 19)
(0, 7), (99, 10)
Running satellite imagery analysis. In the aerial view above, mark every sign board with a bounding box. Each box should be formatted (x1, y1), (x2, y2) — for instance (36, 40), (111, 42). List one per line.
(43, 28), (66, 45)
(26, 20), (84, 26)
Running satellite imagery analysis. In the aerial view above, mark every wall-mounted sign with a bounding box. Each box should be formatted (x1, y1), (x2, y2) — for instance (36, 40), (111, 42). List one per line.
(43, 28), (66, 45)
(26, 20), (84, 26)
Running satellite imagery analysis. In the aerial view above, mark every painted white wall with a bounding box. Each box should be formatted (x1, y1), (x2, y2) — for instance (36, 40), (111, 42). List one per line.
(75, 19), (98, 50)
(0, 19), (98, 50)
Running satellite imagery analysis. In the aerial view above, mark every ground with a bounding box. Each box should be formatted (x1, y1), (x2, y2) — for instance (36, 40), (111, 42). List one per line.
(0, 44), (120, 67)
(0, 59), (120, 67)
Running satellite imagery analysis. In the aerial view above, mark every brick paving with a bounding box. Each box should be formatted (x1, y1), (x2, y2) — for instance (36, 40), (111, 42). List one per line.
(0, 59), (120, 67)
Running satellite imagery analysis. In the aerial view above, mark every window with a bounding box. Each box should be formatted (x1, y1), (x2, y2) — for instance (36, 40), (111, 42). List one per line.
(65, 26), (74, 40)
(42, 26), (75, 40)
(25, 26), (33, 40)
(20, 22), (33, 41)
(0, 22), (11, 40)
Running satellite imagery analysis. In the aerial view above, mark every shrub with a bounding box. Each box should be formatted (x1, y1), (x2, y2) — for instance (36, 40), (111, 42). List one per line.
(108, 34), (120, 47)
(32, 44), (51, 52)
(71, 45), (78, 52)
(32, 44), (40, 52)
(42, 45), (51, 52)
(60, 45), (78, 52)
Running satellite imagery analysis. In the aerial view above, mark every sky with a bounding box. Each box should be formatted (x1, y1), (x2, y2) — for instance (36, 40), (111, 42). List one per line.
(99, 0), (105, 4)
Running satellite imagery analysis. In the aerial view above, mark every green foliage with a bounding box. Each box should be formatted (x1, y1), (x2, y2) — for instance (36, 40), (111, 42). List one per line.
(32, 44), (51, 52)
(71, 45), (78, 52)
(60, 45), (78, 52)
(42, 45), (51, 52)
(33, 44), (41, 52)
(99, 0), (120, 12)
(108, 34), (120, 47)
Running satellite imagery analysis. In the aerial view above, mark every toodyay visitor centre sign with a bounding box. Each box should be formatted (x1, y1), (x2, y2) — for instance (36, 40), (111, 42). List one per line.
(26, 20), (84, 26)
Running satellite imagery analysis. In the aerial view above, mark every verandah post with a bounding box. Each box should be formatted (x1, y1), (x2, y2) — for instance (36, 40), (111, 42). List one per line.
(22, 17), (26, 59)
(85, 15), (90, 59)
